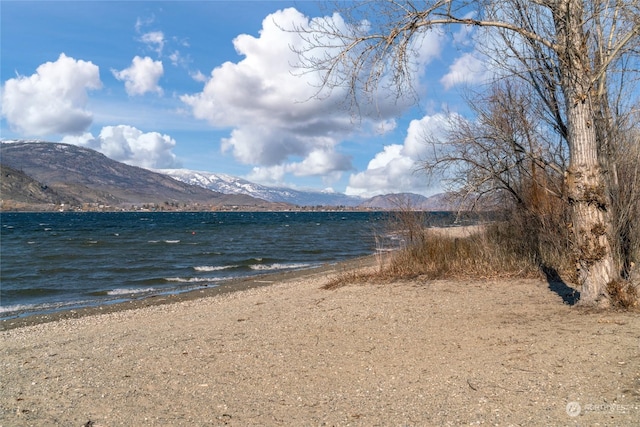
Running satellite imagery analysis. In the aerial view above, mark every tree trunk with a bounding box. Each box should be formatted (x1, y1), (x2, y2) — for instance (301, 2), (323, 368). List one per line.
(555, 0), (617, 306)
(565, 103), (615, 305)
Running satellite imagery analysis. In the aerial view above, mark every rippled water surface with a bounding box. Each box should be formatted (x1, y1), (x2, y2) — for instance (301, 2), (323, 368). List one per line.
(1, 211), (463, 318)
(2, 211), (430, 318)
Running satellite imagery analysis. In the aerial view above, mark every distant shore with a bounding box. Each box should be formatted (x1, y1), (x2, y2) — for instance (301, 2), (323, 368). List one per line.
(0, 206), (384, 213)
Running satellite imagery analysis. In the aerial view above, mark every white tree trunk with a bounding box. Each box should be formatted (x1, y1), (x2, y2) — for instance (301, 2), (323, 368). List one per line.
(557, 0), (617, 305)
(565, 101), (615, 305)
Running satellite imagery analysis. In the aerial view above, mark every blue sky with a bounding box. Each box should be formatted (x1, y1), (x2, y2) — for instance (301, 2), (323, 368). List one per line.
(1, 1), (486, 197)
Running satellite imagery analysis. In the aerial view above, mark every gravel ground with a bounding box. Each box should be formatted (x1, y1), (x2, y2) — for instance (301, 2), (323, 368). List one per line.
(1, 263), (639, 426)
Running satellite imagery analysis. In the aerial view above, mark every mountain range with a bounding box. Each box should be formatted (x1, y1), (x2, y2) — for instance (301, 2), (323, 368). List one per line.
(1, 141), (456, 211)
(160, 169), (462, 210)
(0, 141), (280, 211)
(158, 169), (364, 207)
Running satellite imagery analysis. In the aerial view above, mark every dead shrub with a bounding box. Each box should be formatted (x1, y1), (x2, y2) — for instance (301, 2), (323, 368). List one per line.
(380, 225), (541, 280)
(377, 184), (574, 282)
(322, 267), (378, 290)
(607, 278), (639, 309)
(611, 127), (640, 281)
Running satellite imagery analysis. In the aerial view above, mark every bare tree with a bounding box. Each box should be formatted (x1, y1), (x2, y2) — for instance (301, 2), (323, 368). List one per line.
(425, 80), (568, 208)
(423, 80), (578, 277)
(611, 109), (640, 278)
(295, 0), (639, 306)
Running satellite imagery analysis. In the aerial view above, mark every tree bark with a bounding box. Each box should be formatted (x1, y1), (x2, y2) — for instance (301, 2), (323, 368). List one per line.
(565, 105), (615, 305)
(555, 0), (617, 305)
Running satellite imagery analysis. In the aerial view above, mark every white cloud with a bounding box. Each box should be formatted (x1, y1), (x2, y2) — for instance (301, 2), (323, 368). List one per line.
(374, 119), (398, 134)
(412, 27), (447, 76)
(345, 113), (453, 197)
(190, 70), (207, 83)
(135, 15), (155, 33)
(182, 7), (444, 184)
(168, 50), (182, 66)
(403, 114), (450, 158)
(62, 125), (181, 169)
(440, 52), (490, 90)
(451, 12), (477, 46)
(140, 31), (165, 56)
(1, 53), (101, 136)
(112, 56), (164, 96)
(246, 147), (350, 187)
(290, 148), (352, 176)
(246, 165), (287, 186)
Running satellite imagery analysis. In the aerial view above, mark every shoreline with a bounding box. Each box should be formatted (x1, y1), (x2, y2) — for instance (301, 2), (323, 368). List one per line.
(2, 257), (638, 425)
(0, 254), (381, 331)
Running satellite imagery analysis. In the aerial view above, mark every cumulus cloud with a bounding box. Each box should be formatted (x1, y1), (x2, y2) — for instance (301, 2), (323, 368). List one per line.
(247, 149), (351, 185)
(112, 56), (164, 96)
(246, 165), (288, 186)
(62, 125), (181, 169)
(1, 53), (101, 136)
(181, 7), (444, 185)
(440, 52), (490, 90)
(246, 148), (351, 187)
(345, 113), (453, 197)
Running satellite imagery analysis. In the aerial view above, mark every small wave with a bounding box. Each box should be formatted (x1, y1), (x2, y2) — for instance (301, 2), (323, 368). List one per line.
(1, 298), (94, 317)
(0, 304), (36, 314)
(376, 247), (397, 253)
(107, 287), (156, 296)
(249, 262), (312, 271)
(164, 240), (180, 244)
(165, 277), (221, 283)
(194, 265), (237, 272)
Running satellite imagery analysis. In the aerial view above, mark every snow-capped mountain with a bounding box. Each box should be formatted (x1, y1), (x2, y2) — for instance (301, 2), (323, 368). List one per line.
(157, 169), (364, 207)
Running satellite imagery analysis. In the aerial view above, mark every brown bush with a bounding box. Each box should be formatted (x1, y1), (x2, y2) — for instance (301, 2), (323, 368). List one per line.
(606, 278), (639, 309)
(323, 178), (639, 311)
(382, 224), (542, 280)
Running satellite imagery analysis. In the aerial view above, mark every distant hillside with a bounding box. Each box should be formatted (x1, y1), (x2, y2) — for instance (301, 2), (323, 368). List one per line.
(158, 169), (458, 210)
(160, 168), (364, 207)
(1, 141), (461, 212)
(358, 193), (430, 210)
(1, 164), (72, 209)
(357, 192), (467, 211)
(0, 141), (281, 211)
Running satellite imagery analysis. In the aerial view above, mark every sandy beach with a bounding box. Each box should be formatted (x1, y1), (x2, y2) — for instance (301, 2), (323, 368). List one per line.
(1, 258), (639, 426)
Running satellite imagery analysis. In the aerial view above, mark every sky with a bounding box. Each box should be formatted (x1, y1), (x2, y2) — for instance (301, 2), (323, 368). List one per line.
(0, 0), (488, 197)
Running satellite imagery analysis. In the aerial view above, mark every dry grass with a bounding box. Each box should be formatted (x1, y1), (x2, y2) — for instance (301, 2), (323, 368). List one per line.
(323, 221), (542, 290)
(324, 197), (639, 310)
(322, 251), (394, 290)
(322, 267), (378, 290)
(382, 226), (542, 280)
